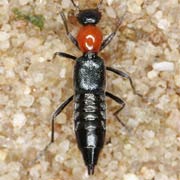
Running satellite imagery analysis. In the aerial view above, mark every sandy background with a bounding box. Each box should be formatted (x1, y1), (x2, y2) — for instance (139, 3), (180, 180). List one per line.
(0, 0), (180, 179)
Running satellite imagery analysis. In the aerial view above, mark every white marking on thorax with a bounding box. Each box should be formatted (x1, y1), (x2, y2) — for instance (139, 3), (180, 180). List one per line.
(85, 35), (95, 50)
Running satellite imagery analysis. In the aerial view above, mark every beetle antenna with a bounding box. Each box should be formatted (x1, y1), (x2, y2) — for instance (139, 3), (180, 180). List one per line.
(70, 0), (80, 10)
(97, 0), (103, 10)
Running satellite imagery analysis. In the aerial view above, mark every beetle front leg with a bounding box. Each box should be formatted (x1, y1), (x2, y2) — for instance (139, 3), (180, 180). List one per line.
(60, 12), (79, 49)
(100, 13), (125, 51)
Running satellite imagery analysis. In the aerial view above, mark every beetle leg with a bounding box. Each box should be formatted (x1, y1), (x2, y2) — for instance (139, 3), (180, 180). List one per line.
(100, 13), (125, 51)
(106, 66), (143, 98)
(106, 91), (126, 127)
(53, 52), (77, 61)
(31, 95), (74, 164)
(50, 95), (74, 143)
(60, 12), (79, 49)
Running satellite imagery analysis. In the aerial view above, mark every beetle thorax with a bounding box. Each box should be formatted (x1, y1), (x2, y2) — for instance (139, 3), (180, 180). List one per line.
(77, 25), (102, 53)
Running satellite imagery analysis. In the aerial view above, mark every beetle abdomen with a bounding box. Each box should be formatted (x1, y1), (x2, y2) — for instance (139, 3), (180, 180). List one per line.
(74, 93), (106, 132)
(74, 93), (106, 170)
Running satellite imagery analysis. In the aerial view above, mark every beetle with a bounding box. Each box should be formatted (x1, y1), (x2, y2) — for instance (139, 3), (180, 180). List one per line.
(38, 0), (142, 175)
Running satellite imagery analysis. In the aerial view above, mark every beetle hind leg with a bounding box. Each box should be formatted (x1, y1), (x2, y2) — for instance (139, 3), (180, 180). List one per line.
(106, 91), (126, 127)
(30, 95), (73, 165)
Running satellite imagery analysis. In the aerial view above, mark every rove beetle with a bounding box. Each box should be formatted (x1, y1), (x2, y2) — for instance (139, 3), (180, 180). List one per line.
(37, 0), (142, 175)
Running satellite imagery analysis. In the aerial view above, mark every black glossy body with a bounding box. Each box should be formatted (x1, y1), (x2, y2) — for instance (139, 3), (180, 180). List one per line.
(74, 53), (105, 93)
(74, 52), (106, 174)
(45, 0), (140, 175)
